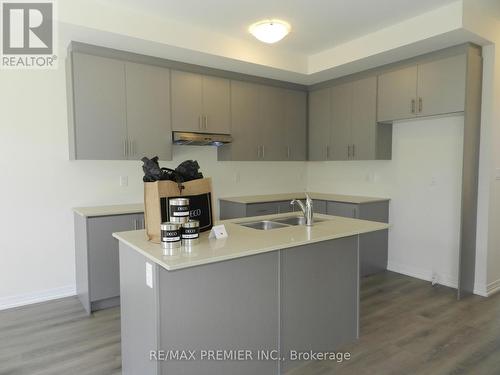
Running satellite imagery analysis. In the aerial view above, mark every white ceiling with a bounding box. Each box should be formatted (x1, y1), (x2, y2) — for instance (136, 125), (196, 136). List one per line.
(104, 0), (458, 54)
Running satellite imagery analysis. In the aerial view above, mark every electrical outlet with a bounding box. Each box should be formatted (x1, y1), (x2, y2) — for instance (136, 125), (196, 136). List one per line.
(120, 176), (128, 187)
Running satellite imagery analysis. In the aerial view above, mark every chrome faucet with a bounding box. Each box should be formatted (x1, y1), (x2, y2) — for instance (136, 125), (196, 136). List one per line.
(291, 193), (314, 226)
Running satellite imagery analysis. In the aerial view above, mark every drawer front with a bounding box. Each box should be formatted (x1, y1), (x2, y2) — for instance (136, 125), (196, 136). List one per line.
(246, 203), (279, 217)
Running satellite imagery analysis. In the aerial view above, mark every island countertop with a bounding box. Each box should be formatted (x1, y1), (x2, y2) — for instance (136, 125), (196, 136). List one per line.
(113, 213), (389, 271)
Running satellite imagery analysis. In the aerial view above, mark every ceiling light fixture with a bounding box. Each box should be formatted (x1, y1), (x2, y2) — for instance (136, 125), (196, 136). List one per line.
(249, 19), (291, 44)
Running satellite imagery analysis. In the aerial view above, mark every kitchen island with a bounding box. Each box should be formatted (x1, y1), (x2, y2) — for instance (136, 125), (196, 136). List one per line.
(113, 213), (388, 375)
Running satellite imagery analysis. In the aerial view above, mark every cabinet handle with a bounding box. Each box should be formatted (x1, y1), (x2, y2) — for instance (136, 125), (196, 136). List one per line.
(411, 99), (416, 114)
(287, 146), (291, 159)
(347, 144), (351, 159)
(326, 145), (330, 159)
(352, 144), (355, 158)
(262, 145), (265, 159)
(133, 219), (138, 230)
(418, 97), (423, 113)
(257, 145), (261, 158)
(123, 139), (128, 157)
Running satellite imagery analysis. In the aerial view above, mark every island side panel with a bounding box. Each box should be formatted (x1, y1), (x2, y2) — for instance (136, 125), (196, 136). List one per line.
(158, 252), (280, 375)
(280, 236), (359, 374)
(74, 213), (90, 315)
(119, 243), (160, 375)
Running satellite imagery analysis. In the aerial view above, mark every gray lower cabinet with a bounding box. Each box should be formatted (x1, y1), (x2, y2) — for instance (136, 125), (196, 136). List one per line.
(119, 236), (359, 375)
(219, 200), (298, 220)
(327, 201), (389, 276)
(74, 212), (144, 314)
(67, 52), (173, 161)
(280, 236), (358, 373)
(219, 198), (389, 277)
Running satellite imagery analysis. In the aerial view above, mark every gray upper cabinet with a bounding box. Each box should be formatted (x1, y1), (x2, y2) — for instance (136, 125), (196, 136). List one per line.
(261, 85), (287, 161)
(70, 53), (128, 160)
(68, 52), (173, 161)
(416, 54), (466, 117)
(351, 76), (378, 160)
(330, 82), (352, 161)
(285, 90), (307, 161)
(377, 54), (466, 123)
(171, 70), (231, 134)
(202, 75), (231, 134)
(171, 70), (203, 132)
(218, 80), (306, 161)
(125, 62), (172, 161)
(308, 88), (331, 161)
(377, 65), (418, 123)
(218, 80), (260, 161)
(308, 76), (386, 161)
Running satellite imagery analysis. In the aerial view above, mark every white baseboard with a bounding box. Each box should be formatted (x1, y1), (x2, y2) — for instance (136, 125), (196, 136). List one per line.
(485, 279), (500, 297)
(473, 280), (500, 297)
(387, 261), (458, 289)
(0, 285), (76, 311)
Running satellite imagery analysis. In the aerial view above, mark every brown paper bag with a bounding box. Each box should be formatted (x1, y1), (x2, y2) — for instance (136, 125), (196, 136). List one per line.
(144, 178), (214, 243)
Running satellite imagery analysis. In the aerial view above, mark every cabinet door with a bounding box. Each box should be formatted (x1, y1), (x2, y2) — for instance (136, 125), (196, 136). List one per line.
(308, 88), (331, 161)
(327, 201), (358, 218)
(417, 55), (466, 117)
(276, 200), (295, 214)
(220, 80), (261, 160)
(71, 53), (127, 160)
(377, 65), (417, 122)
(330, 82), (352, 161)
(351, 76), (377, 160)
(171, 70), (203, 132)
(125, 63), (172, 161)
(313, 200), (327, 214)
(202, 75), (231, 134)
(87, 214), (136, 302)
(285, 90), (307, 161)
(260, 85), (287, 161)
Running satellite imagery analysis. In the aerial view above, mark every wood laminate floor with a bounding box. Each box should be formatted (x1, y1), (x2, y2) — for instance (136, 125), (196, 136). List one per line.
(1, 271), (500, 375)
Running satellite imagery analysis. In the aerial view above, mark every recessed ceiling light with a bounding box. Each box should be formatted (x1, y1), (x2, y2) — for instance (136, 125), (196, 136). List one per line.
(249, 19), (291, 44)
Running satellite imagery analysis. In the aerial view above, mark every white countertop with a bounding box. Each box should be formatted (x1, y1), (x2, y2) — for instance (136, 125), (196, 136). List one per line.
(73, 203), (144, 217)
(113, 213), (389, 271)
(220, 192), (390, 205)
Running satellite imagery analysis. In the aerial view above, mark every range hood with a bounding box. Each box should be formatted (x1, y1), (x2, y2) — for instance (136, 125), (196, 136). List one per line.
(172, 132), (232, 146)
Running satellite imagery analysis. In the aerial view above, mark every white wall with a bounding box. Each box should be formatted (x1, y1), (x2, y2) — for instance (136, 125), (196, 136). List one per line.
(0, 38), (307, 310)
(307, 116), (464, 287)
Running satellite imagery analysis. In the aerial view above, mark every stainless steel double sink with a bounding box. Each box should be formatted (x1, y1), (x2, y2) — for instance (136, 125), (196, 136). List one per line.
(237, 216), (328, 230)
